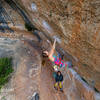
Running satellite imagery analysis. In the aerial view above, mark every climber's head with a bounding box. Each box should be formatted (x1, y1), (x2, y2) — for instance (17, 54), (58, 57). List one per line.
(57, 71), (61, 76)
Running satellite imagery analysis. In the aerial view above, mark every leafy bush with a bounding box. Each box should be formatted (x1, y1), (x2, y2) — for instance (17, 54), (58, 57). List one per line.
(5, 0), (10, 3)
(25, 23), (33, 31)
(0, 57), (13, 89)
(25, 23), (37, 31)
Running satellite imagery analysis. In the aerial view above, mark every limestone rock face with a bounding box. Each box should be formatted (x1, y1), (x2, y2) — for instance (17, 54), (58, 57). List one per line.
(63, 68), (97, 100)
(0, 1), (41, 99)
(0, 38), (41, 100)
(13, 0), (100, 92)
(1, 0), (100, 100)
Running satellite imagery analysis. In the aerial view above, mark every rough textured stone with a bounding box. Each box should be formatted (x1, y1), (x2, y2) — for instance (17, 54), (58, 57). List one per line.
(0, 38), (41, 100)
(63, 68), (99, 100)
(13, 0), (100, 92)
(0, 0), (100, 100)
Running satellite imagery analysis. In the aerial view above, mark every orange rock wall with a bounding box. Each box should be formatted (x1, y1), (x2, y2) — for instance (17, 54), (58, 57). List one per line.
(14, 0), (100, 93)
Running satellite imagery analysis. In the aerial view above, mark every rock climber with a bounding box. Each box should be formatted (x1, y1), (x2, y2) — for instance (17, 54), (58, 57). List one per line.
(43, 39), (68, 68)
(54, 71), (63, 92)
(43, 39), (68, 92)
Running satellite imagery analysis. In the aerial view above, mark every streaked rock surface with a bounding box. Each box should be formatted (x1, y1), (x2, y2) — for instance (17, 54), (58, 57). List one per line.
(0, 0), (100, 100)
(14, 0), (100, 92)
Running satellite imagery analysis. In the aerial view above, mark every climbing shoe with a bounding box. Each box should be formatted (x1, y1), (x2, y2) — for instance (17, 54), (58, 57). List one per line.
(60, 88), (63, 92)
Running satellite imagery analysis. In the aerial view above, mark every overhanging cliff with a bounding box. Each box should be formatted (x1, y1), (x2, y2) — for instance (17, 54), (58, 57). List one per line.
(1, 0), (100, 100)
(10, 0), (100, 92)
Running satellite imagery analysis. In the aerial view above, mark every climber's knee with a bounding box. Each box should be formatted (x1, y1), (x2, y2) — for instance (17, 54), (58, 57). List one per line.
(54, 82), (58, 88)
(59, 82), (63, 89)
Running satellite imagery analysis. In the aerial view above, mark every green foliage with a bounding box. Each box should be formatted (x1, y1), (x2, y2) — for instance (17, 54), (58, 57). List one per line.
(1, 96), (6, 100)
(5, 0), (10, 3)
(83, 63), (88, 67)
(0, 57), (13, 89)
(25, 23), (33, 31)
(49, 11), (52, 17)
(25, 23), (37, 31)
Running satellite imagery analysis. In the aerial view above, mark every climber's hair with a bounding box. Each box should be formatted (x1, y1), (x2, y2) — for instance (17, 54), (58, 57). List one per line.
(57, 71), (61, 74)
(41, 51), (48, 66)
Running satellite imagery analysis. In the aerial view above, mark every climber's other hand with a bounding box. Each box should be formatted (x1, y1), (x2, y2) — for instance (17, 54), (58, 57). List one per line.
(42, 50), (49, 57)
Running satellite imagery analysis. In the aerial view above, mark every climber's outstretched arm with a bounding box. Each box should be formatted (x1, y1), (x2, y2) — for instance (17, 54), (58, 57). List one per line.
(44, 39), (56, 62)
(48, 39), (56, 61)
